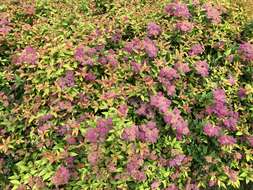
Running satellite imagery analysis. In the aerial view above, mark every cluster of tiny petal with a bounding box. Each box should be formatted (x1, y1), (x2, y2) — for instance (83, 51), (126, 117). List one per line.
(165, 2), (191, 18)
(58, 70), (75, 89)
(218, 135), (237, 145)
(174, 62), (191, 74)
(203, 3), (222, 24)
(195, 60), (209, 77)
(163, 108), (190, 139)
(16, 46), (38, 65)
(203, 123), (221, 137)
(238, 42), (253, 62)
(188, 44), (205, 56)
(51, 166), (70, 186)
(150, 92), (171, 113)
(147, 22), (161, 37)
(176, 21), (194, 32)
(85, 118), (113, 143)
(143, 38), (158, 58)
(168, 154), (186, 167)
(122, 121), (159, 143)
(74, 45), (96, 65)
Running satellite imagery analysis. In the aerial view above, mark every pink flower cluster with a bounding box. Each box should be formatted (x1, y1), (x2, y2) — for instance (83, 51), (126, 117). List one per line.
(174, 62), (191, 74)
(168, 154), (186, 167)
(163, 108), (190, 140)
(206, 88), (228, 118)
(158, 68), (179, 96)
(122, 121), (159, 143)
(195, 60), (209, 77)
(176, 21), (194, 32)
(165, 2), (191, 18)
(124, 38), (142, 54)
(51, 166), (70, 186)
(126, 154), (146, 182)
(203, 3), (222, 24)
(58, 70), (75, 89)
(165, 184), (179, 190)
(136, 103), (155, 119)
(147, 22), (161, 37)
(188, 44), (205, 56)
(74, 45), (96, 65)
(218, 135), (237, 145)
(85, 118), (113, 143)
(238, 42), (253, 62)
(143, 38), (158, 58)
(150, 92), (171, 113)
(16, 46), (38, 65)
(203, 123), (221, 137)
(0, 17), (12, 37)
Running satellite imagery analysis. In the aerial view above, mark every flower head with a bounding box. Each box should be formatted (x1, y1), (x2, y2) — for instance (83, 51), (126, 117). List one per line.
(147, 22), (161, 37)
(143, 38), (158, 58)
(203, 123), (221, 137)
(51, 166), (70, 186)
(169, 154), (186, 167)
(238, 42), (253, 61)
(195, 60), (209, 77)
(213, 88), (226, 103)
(122, 125), (139, 141)
(189, 44), (205, 56)
(204, 3), (222, 24)
(150, 92), (171, 113)
(165, 2), (191, 18)
(16, 46), (38, 65)
(218, 135), (237, 145)
(159, 67), (179, 81)
(174, 62), (191, 73)
(176, 21), (194, 32)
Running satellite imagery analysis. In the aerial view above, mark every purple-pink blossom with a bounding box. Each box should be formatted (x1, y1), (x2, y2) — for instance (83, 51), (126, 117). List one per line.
(165, 2), (191, 18)
(51, 166), (70, 186)
(88, 151), (100, 165)
(131, 61), (142, 73)
(238, 42), (253, 61)
(85, 118), (113, 143)
(150, 92), (171, 113)
(124, 38), (142, 54)
(118, 104), (128, 117)
(174, 62), (191, 73)
(16, 46), (38, 65)
(58, 70), (75, 89)
(223, 117), (237, 131)
(151, 180), (160, 190)
(204, 3), (222, 24)
(143, 38), (158, 58)
(165, 184), (179, 190)
(195, 60), (209, 77)
(163, 108), (190, 139)
(147, 22), (161, 37)
(203, 123), (221, 137)
(168, 154), (185, 167)
(247, 136), (253, 147)
(176, 21), (194, 32)
(122, 125), (139, 141)
(213, 88), (226, 103)
(138, 121), (159, 143)
(218, 135), (237, 145)
(189, 44), (205, 56)
(159, 67), (179, 81)
(238, 87), (247, 98)
(136, 103), (155, 119)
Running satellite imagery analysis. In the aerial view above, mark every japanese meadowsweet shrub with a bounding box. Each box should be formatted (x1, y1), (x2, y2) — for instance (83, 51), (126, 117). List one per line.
(0, 0), (253, 190)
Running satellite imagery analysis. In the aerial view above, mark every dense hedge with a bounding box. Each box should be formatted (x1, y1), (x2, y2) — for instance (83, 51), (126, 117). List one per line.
(0, 0), (253, 189)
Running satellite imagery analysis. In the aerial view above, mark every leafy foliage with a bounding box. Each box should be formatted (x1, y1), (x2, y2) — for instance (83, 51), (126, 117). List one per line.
(0, 0), (253, 189)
